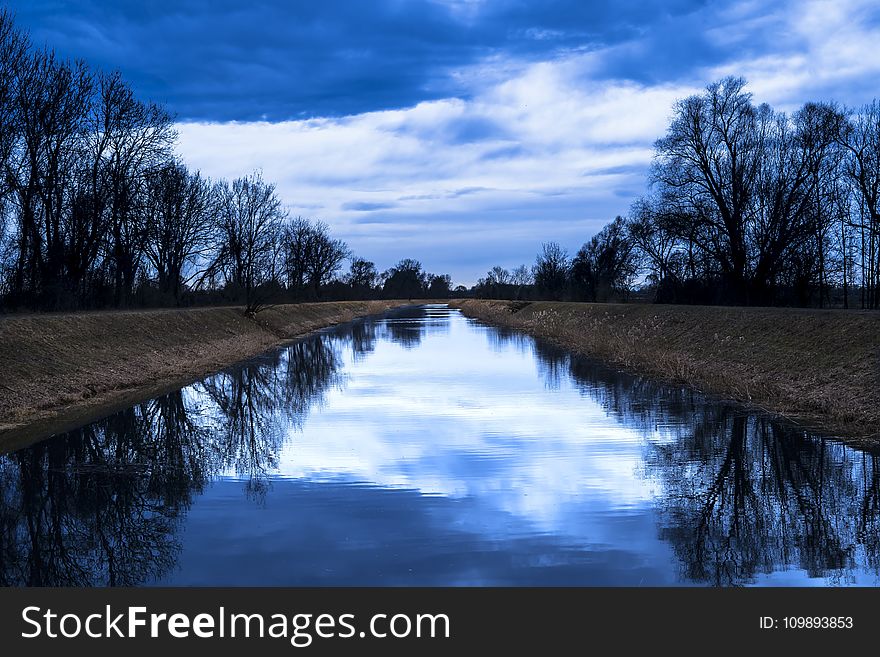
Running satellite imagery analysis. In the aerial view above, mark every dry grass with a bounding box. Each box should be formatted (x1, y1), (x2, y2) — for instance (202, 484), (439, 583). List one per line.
(0, 300), (403, 442)
(451, 299), (880, 438)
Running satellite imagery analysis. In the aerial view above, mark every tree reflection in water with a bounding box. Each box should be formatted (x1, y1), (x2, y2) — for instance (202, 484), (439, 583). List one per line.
(526, 339), (880, 586)
(380, 305), (448, 349)
(0, 330), (352, 585)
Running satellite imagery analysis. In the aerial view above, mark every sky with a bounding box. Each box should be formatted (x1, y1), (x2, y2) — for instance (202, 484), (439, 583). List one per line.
(5, 0), (880, 285)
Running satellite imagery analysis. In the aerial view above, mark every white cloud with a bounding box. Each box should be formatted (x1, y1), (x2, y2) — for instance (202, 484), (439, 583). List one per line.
(177, 55), (690, 282)
(175, 0), (880, 283)
(705, 0), (880, 109)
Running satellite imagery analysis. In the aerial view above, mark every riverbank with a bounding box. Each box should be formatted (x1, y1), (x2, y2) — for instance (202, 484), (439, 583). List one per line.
(451, 299), (880, 440)
(0, 300), (405, 448)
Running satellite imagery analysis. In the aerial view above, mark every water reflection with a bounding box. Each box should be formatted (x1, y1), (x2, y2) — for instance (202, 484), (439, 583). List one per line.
(0, 396), (199, 585)
(657, 419), (870, 585)
(525, 343), (880, 585)
(0, 328), (353, 585)
(0, 304), (878, 586)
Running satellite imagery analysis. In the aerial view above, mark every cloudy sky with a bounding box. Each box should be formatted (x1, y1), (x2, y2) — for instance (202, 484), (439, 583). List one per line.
(6, 0), (880, 284)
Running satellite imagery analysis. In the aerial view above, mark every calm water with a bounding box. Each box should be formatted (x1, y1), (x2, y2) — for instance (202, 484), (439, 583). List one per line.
(1, 304), (879, 586)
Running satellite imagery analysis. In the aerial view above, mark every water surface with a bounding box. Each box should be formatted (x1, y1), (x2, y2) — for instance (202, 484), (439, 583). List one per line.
(2, 305), (878, 586)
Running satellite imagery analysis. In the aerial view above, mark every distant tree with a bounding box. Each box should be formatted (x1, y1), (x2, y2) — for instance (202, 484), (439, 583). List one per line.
(511, 264), (531, 286)
(487, 266), (511, 286)
(143, 162), (217, 304)
(303, 220), (349, 298)
(281, 216), (312, 297)
(839, 101), (880, 308)
(345, 257), (378, 298)
(532, 242), (569, 300)
(280, 217), (348, 299)
(427, 273), (452, 298)
(476, 265), (515, 299)
(382, 258), (426, 298)
(210, 172), (285, 315)
(571, 217), (638, 302)
(96, 72), (176, 307)
(510, 264), (532, 299)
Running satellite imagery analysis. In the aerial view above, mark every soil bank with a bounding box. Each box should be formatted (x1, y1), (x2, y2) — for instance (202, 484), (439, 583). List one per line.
(451, 299), (880, 441)
(0, 300), (406, 450)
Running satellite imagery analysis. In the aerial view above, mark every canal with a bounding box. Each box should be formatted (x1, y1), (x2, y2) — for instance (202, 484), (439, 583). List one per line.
(1, 304), (878, 586)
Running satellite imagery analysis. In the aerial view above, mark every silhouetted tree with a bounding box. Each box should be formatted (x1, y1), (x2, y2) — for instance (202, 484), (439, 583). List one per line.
(532, 242), (569, 300)
(345, 257), (378, 299)
(475, 265), (517, 299)
(0, 12), (364, 312)
(280, 216), (349, 300)
(427, 273), (452, 298)
(143, 162), (217, 304)
(571, 216), (637, 302)
(209, 172), (285, 315)
(651, 77), (765, 304)
(0, 11), (26, 295)
(303, 221), (349, 298)
(382, 258), (426, 298)
(9, 51), (93, 308)
(839, 101), (880, 308)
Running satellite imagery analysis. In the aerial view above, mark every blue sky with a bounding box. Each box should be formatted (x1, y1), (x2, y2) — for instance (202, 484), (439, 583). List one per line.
(6, 0), (880, 284)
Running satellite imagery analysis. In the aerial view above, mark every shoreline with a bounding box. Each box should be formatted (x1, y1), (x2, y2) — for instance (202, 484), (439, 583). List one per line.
(2, 298), (877, 452)
(0, 300), (408, 450)
(450, 299), (880, 442)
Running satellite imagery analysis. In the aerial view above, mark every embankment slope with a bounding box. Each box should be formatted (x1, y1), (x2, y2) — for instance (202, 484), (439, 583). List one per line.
(0, 301), (402, 444)
(451, 299), (880, 438)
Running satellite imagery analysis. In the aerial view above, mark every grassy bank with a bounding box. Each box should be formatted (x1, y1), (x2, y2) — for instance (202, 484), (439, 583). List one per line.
(451, 299), (880, 439)
(0, 300), (404, 447)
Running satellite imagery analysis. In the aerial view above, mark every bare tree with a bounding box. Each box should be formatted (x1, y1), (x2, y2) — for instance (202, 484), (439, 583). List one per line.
(345, 257), (378, 298)
(791, 102), (847, 307)
(571, 216), (637, 302)
(304, 220), (349, 298)
(487, 266), (511, 286)
(647, 77), (851, 305)
(96, 72), (176, 306)
(382, 258), (426, 298)
(10, 50), (93, 308)
(510, 264), (532, 299)
(839, 101), (880, 308)
(0, 9), (25, 204)
(511, 265), (531, 286)
(281, 216), (348, 300)
(280, 216), (312, 297)
(143, 161), (217, 303)
(651, 77), (763, 304)
(427, 273), (452, 298)
(0, 10), (26, 297)
(532, 242), (569, 300)
(210, 172), (286, 315)
(476, 265), (520, 299)
(627, 198), (681, 300)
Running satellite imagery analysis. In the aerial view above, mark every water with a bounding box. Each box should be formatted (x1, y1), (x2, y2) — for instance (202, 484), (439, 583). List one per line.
(1, 304), (878, 586)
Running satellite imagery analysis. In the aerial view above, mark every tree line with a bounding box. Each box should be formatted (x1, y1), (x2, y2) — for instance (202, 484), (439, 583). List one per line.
(0, 10), (451, 313)
(5, 3), (877, 312)
(474, 77), (880, 308)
